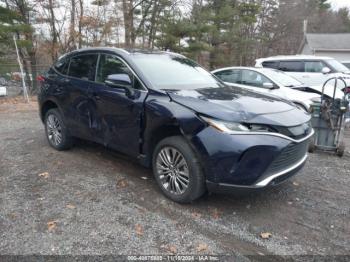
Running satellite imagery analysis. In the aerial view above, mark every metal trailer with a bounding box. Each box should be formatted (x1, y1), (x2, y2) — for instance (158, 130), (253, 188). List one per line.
(309, 77), (349, 157)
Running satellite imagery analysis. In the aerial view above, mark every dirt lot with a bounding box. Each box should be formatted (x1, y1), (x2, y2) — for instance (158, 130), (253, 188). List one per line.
(0, 99), (349, 260)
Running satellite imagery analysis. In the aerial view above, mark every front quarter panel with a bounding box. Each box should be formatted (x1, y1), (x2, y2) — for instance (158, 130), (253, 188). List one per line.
(142, 91), (207, 165)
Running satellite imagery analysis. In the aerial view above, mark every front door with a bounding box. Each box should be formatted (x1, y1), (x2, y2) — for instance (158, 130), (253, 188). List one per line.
(304, 60), (329, 86)
(89, 53), (148, 157)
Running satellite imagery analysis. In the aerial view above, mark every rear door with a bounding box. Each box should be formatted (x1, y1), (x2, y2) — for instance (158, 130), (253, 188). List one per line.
(277, 61), (306, 84)
(66, 53), (99, 140)
(88, 53), (148, 157)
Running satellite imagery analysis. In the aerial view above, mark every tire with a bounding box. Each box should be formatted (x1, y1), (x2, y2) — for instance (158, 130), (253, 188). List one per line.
(336, 141), (345, 157)
(152, 136), (206, 203)
(308, 138), (316, 153)
(44, 108), (74, 150)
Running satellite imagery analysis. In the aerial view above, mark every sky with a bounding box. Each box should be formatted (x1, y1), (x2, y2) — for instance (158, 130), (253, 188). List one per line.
(329, 0), (350, 9)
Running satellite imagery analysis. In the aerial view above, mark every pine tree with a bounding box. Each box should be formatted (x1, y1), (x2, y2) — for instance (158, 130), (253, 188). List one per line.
(0, 2), (36, 93)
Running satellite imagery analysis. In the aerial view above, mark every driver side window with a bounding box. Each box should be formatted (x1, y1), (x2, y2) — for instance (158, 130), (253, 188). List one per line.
(305, 61), (326, 73)
(214, 70), (240, 84)
(96, 54), (142, 89)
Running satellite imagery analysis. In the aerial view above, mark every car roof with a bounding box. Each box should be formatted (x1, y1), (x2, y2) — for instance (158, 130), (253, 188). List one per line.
(58, 47), (182, 60)
(256, 55), (334, 62)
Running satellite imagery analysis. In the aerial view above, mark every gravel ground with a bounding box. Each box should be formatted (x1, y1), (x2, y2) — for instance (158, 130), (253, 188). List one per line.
(0, 100), (349, 260)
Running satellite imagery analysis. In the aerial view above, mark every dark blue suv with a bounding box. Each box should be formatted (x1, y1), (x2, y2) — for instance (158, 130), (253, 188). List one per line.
(38, 48), (314, 203)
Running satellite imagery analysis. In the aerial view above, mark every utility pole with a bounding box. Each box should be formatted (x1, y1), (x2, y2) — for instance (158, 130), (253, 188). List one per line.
(13, 35), (29, 103)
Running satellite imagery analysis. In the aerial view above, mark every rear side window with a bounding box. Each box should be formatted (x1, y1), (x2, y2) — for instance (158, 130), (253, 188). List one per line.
(214, 70), (240, 84)
(54, 58), (69, 75)
(68, 54), (98, 81)
(279, 61), (304, 72)
(262, 61), (279, 69)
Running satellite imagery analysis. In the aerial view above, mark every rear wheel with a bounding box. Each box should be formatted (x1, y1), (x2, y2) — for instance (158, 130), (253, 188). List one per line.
(337, 141), (345, 157)
(45, 108), (74, 150)
(152, 136), (206, 203)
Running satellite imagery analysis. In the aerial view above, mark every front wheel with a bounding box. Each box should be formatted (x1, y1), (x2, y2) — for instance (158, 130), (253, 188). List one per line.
(152, 136), (206, 203)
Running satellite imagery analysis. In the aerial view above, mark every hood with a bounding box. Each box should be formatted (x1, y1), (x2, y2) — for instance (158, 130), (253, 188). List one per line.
(308, 85), (344, 99)
(166, 86), (310, 127)
(287, 87), (321, 101)
(280, 86), (320, 101)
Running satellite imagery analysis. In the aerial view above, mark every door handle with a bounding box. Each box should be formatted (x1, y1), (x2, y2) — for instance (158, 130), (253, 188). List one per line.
(89, 91), (101, 100)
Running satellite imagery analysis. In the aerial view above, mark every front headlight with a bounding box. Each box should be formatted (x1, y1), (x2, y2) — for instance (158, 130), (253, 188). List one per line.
(200, 116), (272, 134)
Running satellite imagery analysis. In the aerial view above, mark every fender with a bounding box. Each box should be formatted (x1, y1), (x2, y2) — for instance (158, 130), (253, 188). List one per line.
(140, 92), (207, 167)
(39, 96), (65, 122)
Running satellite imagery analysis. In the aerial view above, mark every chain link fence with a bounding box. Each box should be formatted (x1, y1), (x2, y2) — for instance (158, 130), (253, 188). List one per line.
(0, 62), (50, 97)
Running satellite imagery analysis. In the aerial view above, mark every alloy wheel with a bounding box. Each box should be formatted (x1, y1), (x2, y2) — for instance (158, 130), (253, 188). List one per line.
(46, 114), (62, 146)
(156, 147), (190, 195)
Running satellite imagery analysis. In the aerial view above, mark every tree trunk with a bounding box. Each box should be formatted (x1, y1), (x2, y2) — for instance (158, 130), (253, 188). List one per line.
(68, 0), (76, 50)
(48, 0), (58, 60)
(29, 51), (37, 94)
(122, 0), (134, 48)
(78, 0), (84, 48)
(148, 0), (160, 49)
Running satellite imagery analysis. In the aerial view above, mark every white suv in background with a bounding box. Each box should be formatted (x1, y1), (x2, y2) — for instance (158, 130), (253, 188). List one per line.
(255, 55), (349, 98)
(342, 61), (350, 69)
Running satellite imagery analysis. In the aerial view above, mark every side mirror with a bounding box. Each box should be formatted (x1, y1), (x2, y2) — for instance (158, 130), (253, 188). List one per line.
(263, 82), (275, 89)
(105, 74), (135, 98)
(322, 67), (331, 74)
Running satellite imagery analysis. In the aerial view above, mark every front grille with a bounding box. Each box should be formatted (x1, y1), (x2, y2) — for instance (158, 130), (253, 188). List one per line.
(274, 122), (312, 140)
(264, 140), (309, 175)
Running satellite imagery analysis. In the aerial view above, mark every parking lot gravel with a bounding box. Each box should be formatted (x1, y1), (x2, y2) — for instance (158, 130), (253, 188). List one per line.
(0, 99), (349, 260)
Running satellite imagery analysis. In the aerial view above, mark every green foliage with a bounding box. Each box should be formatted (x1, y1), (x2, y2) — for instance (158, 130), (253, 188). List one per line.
(318, 0), (331, 11)
(0, 5), (34, 47)
(0, 6), (21, 23)
(154, 0), (261, 68)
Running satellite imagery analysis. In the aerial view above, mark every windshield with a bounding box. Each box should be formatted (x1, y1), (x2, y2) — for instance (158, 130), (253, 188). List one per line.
(263, 69), (303, 87)
(132, 54), (223, 90)
(327, 59), (350, 73)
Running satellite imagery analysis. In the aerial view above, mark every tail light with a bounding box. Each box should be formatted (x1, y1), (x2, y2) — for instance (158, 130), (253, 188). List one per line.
(36, 75), (45, 82)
